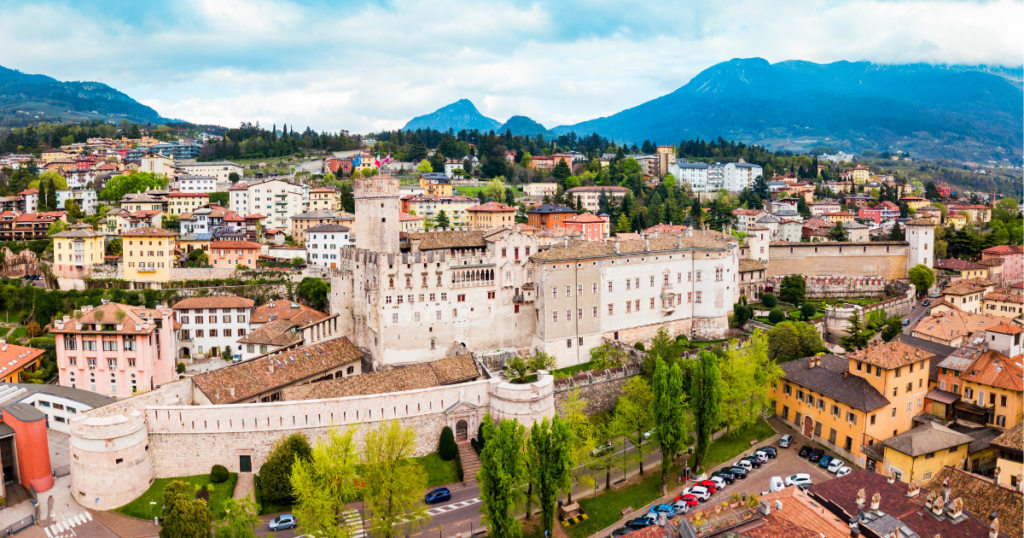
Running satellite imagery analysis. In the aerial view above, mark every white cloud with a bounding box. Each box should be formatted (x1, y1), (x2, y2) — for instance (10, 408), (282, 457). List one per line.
(0, 0), (1020, 133)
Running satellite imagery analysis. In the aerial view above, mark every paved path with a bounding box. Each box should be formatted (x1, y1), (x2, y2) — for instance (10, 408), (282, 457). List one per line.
(234, 473), (254, 501)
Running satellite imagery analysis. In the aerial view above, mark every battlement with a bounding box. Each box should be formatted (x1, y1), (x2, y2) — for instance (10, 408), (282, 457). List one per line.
(353, 174), (400, 197)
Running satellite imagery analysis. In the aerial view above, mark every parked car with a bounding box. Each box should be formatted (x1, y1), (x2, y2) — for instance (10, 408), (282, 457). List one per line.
(753, 451), (769, 463)
(734, 459), (753, 471)
(671, 499), (692, 514)
(651, 504), (676, 518)
(779, 434), (793, 448)
(741, 456), (763, 468)
(818, 454), (833, 468)
(836, 467), (852, 477)
(681, 486), (712, 502)
(808, 449), (825, 462)
(923, 300), (931, 307)
(591, 441), (613, 457)
(708, 476), (727, 490)
(675, 494), (700, 507)
(269, 514), (297, 531)
(712, 471), (736, 484)
(785, 473), (813, 487)
(726, 466), (749, 478)
(625, 515), (655, 530)
(425, 488), (451, 504)
(760, 447), (778, 458)
(698, 480), (718, 494)
(611, 527), (634, 537)
(902, 318), (910, 326)
(828, 459), (846, 473)
(798, 445), (811, 458)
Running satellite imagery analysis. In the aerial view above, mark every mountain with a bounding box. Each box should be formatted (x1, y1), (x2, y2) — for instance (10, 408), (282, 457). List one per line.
(0, 64), (166, 124)
(497, 115), (553, 137)
(551, 58), (1023, 161)
(402, 99), (501, 132)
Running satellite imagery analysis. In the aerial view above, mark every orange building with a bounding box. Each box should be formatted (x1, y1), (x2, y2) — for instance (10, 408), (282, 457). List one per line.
(466, 201), (516, 229)
(562, 213), (607, 241)
(527, 204), (579, 231)
(209, 240), (261, 268)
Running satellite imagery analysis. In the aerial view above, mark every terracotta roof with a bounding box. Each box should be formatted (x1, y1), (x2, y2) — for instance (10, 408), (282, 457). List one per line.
(193, 337), (365, 405)
(961, 350), (1024, 391)
(305, 224), (350, 233)
(752, 486), (849, 538)
(283, 353), (479, 401)
(0, 343), (45, 376)
(740, 516), (819, 538)
(912, 310), (1004, 342)
(982, 245), (1023, 255)
(739, 258), (767, 272)
(942, 280), (990, 296)
(989, 322), (1024, 335)
(467, 201), (515, 212)
(237, 319), (303, 347)
(210, 240), (262, 249)
(846, 340), (935, 370)
(527, 204), (579, 215)
(406, 230), (488, 250)
(172, 296), (255, 311)
(531, 229), (734, 261)
(399, 212), (422, 222)
(780, 355), (890, 412)
(251, 301), (329, 325)
(122, 227), (177, 238)
(924, 467), (1022, 538)
(882, 421), (975, 456)
(904, 218), (938, 226)
(990, 420), (1023, 452)
(936, 258), (986, 271)
(53, 303), (170, 335)
(310, 187), (336, 193)
(643, 223), (689, 234)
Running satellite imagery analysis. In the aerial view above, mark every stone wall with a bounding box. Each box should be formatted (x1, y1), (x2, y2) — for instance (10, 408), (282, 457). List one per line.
(553, 363), (644, 416)
(767, 242), (909, 280)
(825, 283), (916, 337)
(167, 267), (238, 281)
(769, 274), (889, 299)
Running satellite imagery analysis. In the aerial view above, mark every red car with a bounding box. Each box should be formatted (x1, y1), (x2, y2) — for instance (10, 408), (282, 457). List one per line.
(675, 494), (700, 507)
(698, 480), (717, 494)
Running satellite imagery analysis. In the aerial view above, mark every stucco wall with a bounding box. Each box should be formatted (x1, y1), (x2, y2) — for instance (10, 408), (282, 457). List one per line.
(767, 243), (909, 280)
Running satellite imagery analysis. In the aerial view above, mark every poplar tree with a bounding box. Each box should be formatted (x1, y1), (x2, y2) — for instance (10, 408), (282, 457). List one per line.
(528, 417), (574, 534)
(362, 420), (430, 538)
(653, 357), (689, 494)
(690, 349), (723, 472)
(611, 376), (654, 475)
(478, 414), (527, 538)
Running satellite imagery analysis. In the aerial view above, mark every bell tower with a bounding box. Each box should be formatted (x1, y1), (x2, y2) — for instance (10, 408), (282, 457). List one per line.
(354, 174), (400, 252)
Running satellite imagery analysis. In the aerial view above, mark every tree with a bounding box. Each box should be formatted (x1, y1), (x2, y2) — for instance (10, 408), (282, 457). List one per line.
(228, 172), (241, 184)
(291, 257), (304, 268)
(47, 220), (67, 236)
(767, 321), (825, 361)
(768, 309), (785, 324)
(615, 213), (631, 233)
(528, 416), (573, 534)
(559, 389), (595, 503)
(779, 275), (806, 306)
(438, 426), (458, 461)
(29, 170), (68, 191)
(296, 277), (330, 311)
(762, 292), (777, 308)
(552, 158), (572, 184)
(37, 180), (47, 211)
(839, 312), (870, 351)
(259, 433), (313, 506)
(484, 178), (506, 204)
(362, 420), (430, 538)
(888, 222), (905, 241)
(100, 172), (166, 201)
(908, 264), (935, 294)
(719, 331), (781, 435)
(290, 427), (360, 538)
(25, 321), (43, 338)
(214, 495), (261, 538)
(478, 413), (527, 538)
(435, 210), (450, 230)
(611, 376), (654, 475)
(160, 480), (212, 538)
(186, 249), (209, 268)
(827, 221), (848, 241)
(417, 160), (433, 174)
(65, 200), (83, 220)
(690, 349), (722, 472)
(652, 357), (688, 494)
(800, 303), (817, 320)
(690, 198), (703, 228)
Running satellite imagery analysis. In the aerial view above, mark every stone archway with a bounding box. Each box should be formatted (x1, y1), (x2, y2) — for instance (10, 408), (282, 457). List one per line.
(179, 347), (191, 359)
(455, 420), (468, 442)
(803, 415), (814, 438)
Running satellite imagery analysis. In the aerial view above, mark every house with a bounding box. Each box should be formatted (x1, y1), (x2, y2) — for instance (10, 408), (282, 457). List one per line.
(565, 186), (629, 212)
(879, 422), (975, 482)
(522, 183), (558, 198)
(250, 300), (329, 329)
(770, 198), (799, 214)
(0, 211), (67, 241)
(209, 240), (261, 268)
(418, 173), (453, 197)
(823, 211), (855, 224)
(778, 219), (803, 242)
(858, 201), (900, 224)
(911, 309), (1004, 347)
(0, 382), (113, 436)
(843, 220), (870, 242)
(401, 195), (479, 228)
(304, 224), (353, 268)
(51, 224), (105, 274)
(308, 187), (339, 211)
(809, 200), (841, 217)
(236, 319), (303, 361)
(290, 210), (344, 244)
(0, 342), (45, 384)
(982, 245), (1023, 285)
(466, 202), (516, 229)
(984, 290), (1023, 319)
(562, 213), (607, 242)
(844, 193), (874, 208)
(822, 181), (853, 194)
(175, 161), (242, 183)
(901, 196), (930, 210)
(52, 302), (177, 398)
(526, 204), (579, 231)
(176, 233), (212, 256)
(164, 191), (211, 216)
(122, 228), (177, 281)
(139, 152), (175, 177)
(989, 421), (1022, 489)
(173, 175), (217, 193)
(936, 258), (991, 281)
(173, 297), (254, 360)
(945, 212), (969, 229)
(947, 204), (992, 224)
(738, 258), (767, 300)
(941, 280), (995, 314)
(848, 165), (871, 183)
(120, 190), (167, 212)
(732, 208), (765, 232)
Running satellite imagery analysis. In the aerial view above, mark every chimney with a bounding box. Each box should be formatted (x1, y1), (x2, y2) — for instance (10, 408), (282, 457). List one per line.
(907, 480), (921, 498)
(229, 387), (235, 398)
(849, 518), (861, 538)
(268, 361), (275, 374)
(775, 500), (783, 513)
(614, 242), (620, 254)
(993, 467), (1000, 485)
(990, 516), (1000, 538)
(645, 239), (650, 252)
(870, 493), (880, 511)
(887, 470), (896, 485)
(855, 488), (866, 509)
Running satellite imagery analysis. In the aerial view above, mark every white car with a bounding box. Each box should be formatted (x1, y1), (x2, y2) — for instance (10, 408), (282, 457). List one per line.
(643, 428), (657, 441)
(827, 459), (845, 473)
(671, 500), (691, 514)
(785, 473), (813, 487)
(708, 476), (727, 490)
(734, 459), (753, 471)
(753, 451), (769, 463)
(682, 486), (712, 502)
(836, 467), (852, 477)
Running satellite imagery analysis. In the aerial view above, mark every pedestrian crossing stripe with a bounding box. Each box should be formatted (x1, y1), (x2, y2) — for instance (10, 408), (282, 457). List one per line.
(45, 511), (93, 538)
(425, 497), (482, 516)
(341, 509), (366, 538)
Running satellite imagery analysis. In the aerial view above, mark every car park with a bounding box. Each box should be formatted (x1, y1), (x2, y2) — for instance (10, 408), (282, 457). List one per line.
(827, 459), (845, 473)
(671, 500), (692, 514)
(785, 473), (813, 487)
(611, 527), (634, 537)
(713, 471), (736, 484)
(681, 486), (712, 502)
(708, 476), (727, 490)
(836, 467), (852, 477)
(779, 434), (793, 448)
(808, 449), (825, 462)
(651, 504), (676, 518)
(425, 488), (451, 504)
(269, 514), (297, 531)
(626, 514), (657, 529)
(726, 466), (748, 478)
(818, 454), (833, 469)
(798, 445), (811, 458)
(698, 480), (718, 494)
(760, 447), (778, 458)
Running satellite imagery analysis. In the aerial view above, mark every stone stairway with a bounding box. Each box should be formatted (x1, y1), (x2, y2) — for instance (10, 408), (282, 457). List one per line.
(458, 442), (481, 486)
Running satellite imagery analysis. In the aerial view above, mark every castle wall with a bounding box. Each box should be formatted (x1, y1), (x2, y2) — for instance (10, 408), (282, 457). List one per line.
(767, 242), (909, 280)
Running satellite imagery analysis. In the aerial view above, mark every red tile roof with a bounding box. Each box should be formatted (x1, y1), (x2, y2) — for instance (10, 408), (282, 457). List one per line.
(211, 240), (261, 249)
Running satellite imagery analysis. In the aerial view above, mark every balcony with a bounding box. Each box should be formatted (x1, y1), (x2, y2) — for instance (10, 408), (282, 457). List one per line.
(137, 266), (157, 273)
(513, 295), (525, 303)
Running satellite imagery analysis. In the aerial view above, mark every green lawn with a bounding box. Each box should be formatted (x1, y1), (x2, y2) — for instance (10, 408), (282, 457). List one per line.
(552, 361), (607, 378)
(687, 419), (776, 472)
(0, 311), (28, 324)
(0, 328), (10, 337)
(113, 473), (238, 520)
(690, 339), (728, 348)
(9, 328), (26, 340)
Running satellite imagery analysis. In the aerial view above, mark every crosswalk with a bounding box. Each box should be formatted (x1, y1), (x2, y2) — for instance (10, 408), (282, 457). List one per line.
(341, 509), (367, 538)
(43, 511), (93, 538)
(425, 497), (481, 517)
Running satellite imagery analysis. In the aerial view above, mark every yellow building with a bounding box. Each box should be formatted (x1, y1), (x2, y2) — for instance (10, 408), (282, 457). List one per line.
(958, 344), (1024, 429)
(139, 152), (175, 177)
(419, 173), (453, 197)
(309, 187), (339, 211)
(403, 195), (479, 227)
(878, 422), (973, 482)
(41, 148), (69, 163)
(165, 191), (210, 216)
(944, 213), (968, 229)
(849, 165), (871, 184)
(466, 201), (516, 229)
(984, 290), (1023, 319)
(51, 224), (105, 269)
(900, 196), (930, 210)
(122, 227), (177, 282)
(177, 234), (212, 255)
(0, 342), (44, 383)
(990, 421), (1022, 488)
(823, 211), (855, 224)
(399, 212), (423, 232)
(771, 341), (935, 470)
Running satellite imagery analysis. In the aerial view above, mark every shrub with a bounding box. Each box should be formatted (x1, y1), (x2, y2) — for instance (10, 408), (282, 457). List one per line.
(210, 464), (229, 483)
(762, 293), (777, 308)
(438, 426), (458, 461)
(259, 433), (313, 505)
(768, 309), (785, 324)
(800, 303), (817, 319)
(633, 342), (646, 351)
(176, 362), (186, 374)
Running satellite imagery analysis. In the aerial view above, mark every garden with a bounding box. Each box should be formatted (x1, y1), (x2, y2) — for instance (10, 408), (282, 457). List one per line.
(114, 467), (238, 520)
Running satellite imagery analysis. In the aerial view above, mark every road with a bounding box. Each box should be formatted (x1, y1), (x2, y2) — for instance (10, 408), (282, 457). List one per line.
(903, 296), (930, 335)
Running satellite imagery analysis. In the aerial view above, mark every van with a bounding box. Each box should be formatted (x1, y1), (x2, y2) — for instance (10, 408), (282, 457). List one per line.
(762, 476), (785, 495)
(779, 434), (793, 448)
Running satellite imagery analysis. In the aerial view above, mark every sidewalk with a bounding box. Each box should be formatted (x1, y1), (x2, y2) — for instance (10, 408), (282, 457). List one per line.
(88, 509), (159, 538)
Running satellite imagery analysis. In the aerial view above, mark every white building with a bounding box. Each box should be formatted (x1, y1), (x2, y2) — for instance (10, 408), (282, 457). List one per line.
(174, 175), (218, 193)
(55, 189), (99, 215)
(173, 296), (255, 360)
(0, 383), (114, 434)
(669, 162), (710, 192)
(723, 163), (763, 192)
(175, 161), (243, 183)
(228, 179), (304, 232)
(304, 224), (354, 268)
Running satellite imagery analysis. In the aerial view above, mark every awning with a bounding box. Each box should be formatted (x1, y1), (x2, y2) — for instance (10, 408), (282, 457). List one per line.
(926, 389), (960, 405)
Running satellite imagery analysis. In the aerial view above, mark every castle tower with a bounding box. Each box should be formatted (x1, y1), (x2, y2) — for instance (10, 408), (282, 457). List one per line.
(354, 174), (400, 252)
(904, 218), (934, 270)
(745, 225), (770, 264)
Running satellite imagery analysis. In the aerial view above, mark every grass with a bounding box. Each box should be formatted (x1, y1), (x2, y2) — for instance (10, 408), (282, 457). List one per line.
(690, 339), (728, 349)
(9, 328), (26, 340)
(569, 419), (774, 538)
(0, 311), (28, 325)
(0, 328), (9, 337)
(113, 473), (238, 520)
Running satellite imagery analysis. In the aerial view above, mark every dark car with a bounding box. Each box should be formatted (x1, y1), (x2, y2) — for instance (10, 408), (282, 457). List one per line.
(625, 517), (654, 530)
(713, 471), (736, 484)
(425, 488), (451, 504)
(808, 449), (825, 462)
(760, 447), (778, 459)
(726, 466), (748, 478)
(741, 456), (763, 469)
(798, 445), (812, 458)
(611, 527), (634, 537)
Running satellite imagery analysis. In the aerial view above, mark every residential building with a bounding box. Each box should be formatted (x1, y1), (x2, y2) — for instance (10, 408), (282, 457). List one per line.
(809, 200), (841, 217)
(523, 183), (558, 197)
(945, 212), (969, 229)
(122, 228), (177, 282)
(844, 193), (874, 208)
(843, 220), (870, 242)
(561, 213), (607, 242)
(859, 201), (900, 224)
(175, 161), (242, 183)
(52, 302), (177, 398)
(912, 309), (1004, 347)
(947, 204), (992, 223)
(173, 175), (217, 193)
(209, 240), (261, 268)
(847, 165), (871, 183)
(52, 224), (105, 274)
(399, 212), (423, 232)
(55, 189), (98, 215)
(304, 224), (353, 268)
(250, 299), (329, 329)
(732, 209), (765, 232)
(173, 297), (254, 359)
(178, 205), (242, 235)
(119, 190), (166, 212)
(0, 342), (44, 384)
(466, 202), (516, 229)
(722, 162), (763, 191)
(778, 219), (803, 242)
(668, 162), (711, 192)
(291, 210), (345, 244)
(164, 191), (211, 216)
(755, 214), (781, 240)
(565, 186), (629, 212)
(984, 289), (1023, 318)
(236, 179), (304, 232)
(900, 196), (930, 210)
(527, 204), (579, 231)
(823, 211), (855, 224)
(401, 195), (479, 228)
(0, 211), (67, 241)
(418, 173), (453, 197)
(982, 245), (1023, 285)
(0, 383), (114, 435)
(990, 421), (1022, 489)
(879, 422), (974, 482)
(738, 258), (767, 300)
(308, 187), (339, 211)
(139, 152), (175, 177)
(177, 233), (212, 255)
(941, 280), (995, 314)
(236, 319), (303, 361)
(936, 258), (990, 281)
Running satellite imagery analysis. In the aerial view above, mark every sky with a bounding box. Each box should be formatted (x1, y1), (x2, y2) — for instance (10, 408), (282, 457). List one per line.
(1, 0), (1022, 134)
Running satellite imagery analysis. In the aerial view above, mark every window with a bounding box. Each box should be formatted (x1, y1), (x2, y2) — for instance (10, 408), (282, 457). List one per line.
(577, 284), (583, 296)
(566, 309), (572, 321)
(210, 329), (218, 338)
(783, 384), (792, 396)
(487, 291), (495, 299)
(687, 292), (692, 303)
(650, 298), (655, 309)
(695, 292), (702, 303)
(996, 415), (1007, 427)
(806, 395), (814, 406)
(608, 282), (614, 292)
(626, 279), (631, 291)
(626, 301), (631, 313)
(607, 304), (614, 315)
(796, 390), (804, 401)
(552, 287), (558, 299)
(441, 293), (447, 301)
(128, 358), (136, 367)
(829, 428), (837, 443)
(696, 271), (702, 282)
(891, 407), (897, 418)
(392, 314), (398, 323)
(1001, 395), (1008, 407)
(592, 306), (598, 318)
(566, 285), (572, 297)
(650, 276), (655, 287)
(846, 412), (857, 425)
(64, 338), (77, 350)
(83, 340), (97, 351)
(103, 340), (117, 351)
(870, 414), (876, 425)
(592, 283), (598, 294)
(457, 294), (466, 302)
(831, 404), (840, 417)
(845, 436), (853, 451)
(107, 358), (116, 369)
(436, 311), (442, 320)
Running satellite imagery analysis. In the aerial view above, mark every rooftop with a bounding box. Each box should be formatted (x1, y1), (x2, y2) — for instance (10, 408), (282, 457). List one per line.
(989, 419), (1023, 452)
(882, 421), (975, 457)
(52, 302), (172, 335)
(236, 319), (303, 347)
(172, 296), (255, 311)
(924, 466), (1022, 538)
(527, 204), (579, 215)
(531, 229), (734, 261)
(406, 230), (488, 250)
(779, 355), (890, 412)
(121, 227), (177, 238)
(0, 382), (114, 409)
(960, 350), (1023, 391)
(846, 340), (935, 370)
(283, 354), (480, 401)
(251, 301), (329, 325)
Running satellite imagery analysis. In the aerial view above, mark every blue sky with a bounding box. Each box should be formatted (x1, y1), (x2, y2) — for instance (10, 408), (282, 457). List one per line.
(1, 0), (1021, 133)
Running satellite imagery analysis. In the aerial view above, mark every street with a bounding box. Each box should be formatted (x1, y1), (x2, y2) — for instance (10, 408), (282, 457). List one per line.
(903, 296), (931, 335)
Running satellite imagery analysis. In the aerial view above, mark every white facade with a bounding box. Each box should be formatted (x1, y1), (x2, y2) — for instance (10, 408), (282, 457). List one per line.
(0, 384), (110, 435)
(229, 187), (249, 215)
(56, 189), (99, 215)
(239, 180), (304, 232)
(176, 306), (252, 359)
(669, 163), (710, 192)
(905, 220), (934, 269)
(778, 220), (803, 242)
(304, 226), (354, 268)
(723, 163), (763, 192)
(176, 161), (243, 183)
(174, 175), (217, 193)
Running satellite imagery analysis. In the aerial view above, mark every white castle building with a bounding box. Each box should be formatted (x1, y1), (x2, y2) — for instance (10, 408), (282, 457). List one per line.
(329, 175), (739, 370)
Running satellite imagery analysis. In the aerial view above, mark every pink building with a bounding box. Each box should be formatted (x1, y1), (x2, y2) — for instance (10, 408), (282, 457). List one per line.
(858, 201), (899, 224)
(53, 302), (177, 398)
(982, 245), (1023, 285)
(562, 213), (607, 241)
(210, 240), (261, 268)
